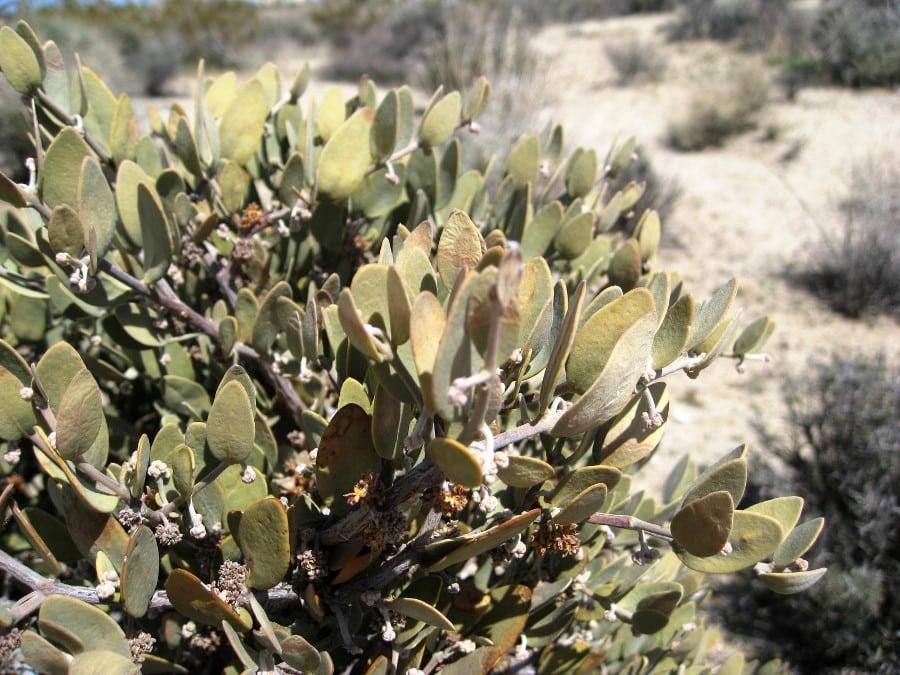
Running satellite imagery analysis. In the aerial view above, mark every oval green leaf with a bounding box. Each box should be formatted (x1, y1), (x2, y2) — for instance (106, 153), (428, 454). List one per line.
(773, 517), (824, 568)
(121, 525), (159, 618)
(164, 568), (250, 631)
(316, 107), (374, 201)
(497, 455), (555, 488)
(671, 490), (734, 557)
(759, 568), (827, 595)
(676, 510), (783, 573)
(238, 496), (291, 590)
(206, 380), (255, 464)
(427, 437), (482, 489)
(55, 367), (103, 461)
(0, 25), (42, 94)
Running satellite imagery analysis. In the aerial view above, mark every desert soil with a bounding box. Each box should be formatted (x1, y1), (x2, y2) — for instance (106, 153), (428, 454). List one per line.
(153, 11), (898, 495)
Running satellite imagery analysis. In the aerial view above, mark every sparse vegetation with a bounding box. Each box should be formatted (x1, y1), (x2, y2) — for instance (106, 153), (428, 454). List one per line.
(797, 152), (900, 317)
(323, 0), (551, 171)
(667, 62), (770, 151)
(718, 352), (900, 672)
(666, 0), (791, 46)
(604, 34), (667, 85)
(806, 0), (900, 88)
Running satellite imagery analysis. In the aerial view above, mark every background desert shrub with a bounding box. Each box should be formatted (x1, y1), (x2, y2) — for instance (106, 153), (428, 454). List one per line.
(667, 63), (769, 150)
(117, 27), (187, 97)
(499, 0), (675, 23)
(716, 352), (900, 672)
(807, 0), (900, 88)
(667, 0), (756, 41)
(320, 0), (445, 84)
(797, 153), (900, 317)
(421, 4), (551, 173)
(323, 1), (552, 172)
(308, 0), (397, 37)
(604, 34), (667, 84)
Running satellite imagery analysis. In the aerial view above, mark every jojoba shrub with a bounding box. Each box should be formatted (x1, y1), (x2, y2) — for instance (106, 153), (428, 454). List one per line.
(0, 20), (821, 674)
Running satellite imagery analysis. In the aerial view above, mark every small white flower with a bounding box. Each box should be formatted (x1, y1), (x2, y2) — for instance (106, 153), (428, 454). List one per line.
(167, 263), (183, 285)
(181, 621), (197, 639)
(511, 539), (527, 559)
(47, 432), (57, 449)
(478, 493), (498, 513)
(18, 387), (33, 401)
(457, 639), (476, 654)
(95, 581), (117, 599)
(3, 449), (21, 465)
(381, 625), (396, 642)
(240, 466), (256, 483)
(189, 516), (207, 539)
(514, 634), (528, 659)
(147, 460), (170, 480)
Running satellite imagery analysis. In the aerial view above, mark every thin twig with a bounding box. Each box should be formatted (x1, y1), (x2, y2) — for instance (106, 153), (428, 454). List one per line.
(0, 548), (299, 621)
(587, 513), (673, 542)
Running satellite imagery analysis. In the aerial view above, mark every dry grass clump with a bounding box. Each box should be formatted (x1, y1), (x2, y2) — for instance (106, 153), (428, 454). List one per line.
(604, 34), (667, 85)
(797, 152), (900, 318)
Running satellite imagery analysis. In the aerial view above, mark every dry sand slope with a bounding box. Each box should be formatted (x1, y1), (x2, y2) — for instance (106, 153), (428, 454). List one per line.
(533, 14), (899, 491)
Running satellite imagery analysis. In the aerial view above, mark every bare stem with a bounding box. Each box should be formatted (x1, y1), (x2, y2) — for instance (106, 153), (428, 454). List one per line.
(34, 87), (113, 168)
(650, 353), (707, 380)
(75, 461), (130, 502)
(587, 513), (673, 542)
(0, 548), (299, 621)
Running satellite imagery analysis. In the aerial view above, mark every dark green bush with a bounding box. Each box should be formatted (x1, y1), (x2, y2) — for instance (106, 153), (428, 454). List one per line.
(809, 0), (900, 88)
(667, 0), (792, 47)
(797, 153), (900, 317)
(719, 352), (900, 671)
